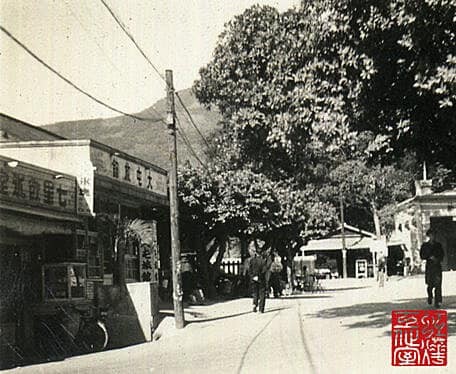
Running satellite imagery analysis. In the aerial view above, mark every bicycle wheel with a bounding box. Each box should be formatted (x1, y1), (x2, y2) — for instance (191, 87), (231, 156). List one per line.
(75, 320), (108, 353)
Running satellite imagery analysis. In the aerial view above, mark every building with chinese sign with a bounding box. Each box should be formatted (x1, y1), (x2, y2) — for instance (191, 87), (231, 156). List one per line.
(393, 179), (456, 272)
(0, 154), (81, 366)
(0, 118), (170, 367)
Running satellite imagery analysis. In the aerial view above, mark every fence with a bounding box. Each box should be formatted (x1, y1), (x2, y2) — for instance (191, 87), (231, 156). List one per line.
(220, 258), (242, 275)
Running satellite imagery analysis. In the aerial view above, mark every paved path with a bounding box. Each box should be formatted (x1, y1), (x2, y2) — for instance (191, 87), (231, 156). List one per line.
(4, 272), (456, 373)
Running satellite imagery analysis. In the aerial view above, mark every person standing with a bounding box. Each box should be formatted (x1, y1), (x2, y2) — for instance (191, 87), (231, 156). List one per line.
(264, 249), (274, 297)
(249, 250), (267, 313)
(269, 254), (283, 297)
(420, 228), (445, 308)
(377, 257), (386, 288)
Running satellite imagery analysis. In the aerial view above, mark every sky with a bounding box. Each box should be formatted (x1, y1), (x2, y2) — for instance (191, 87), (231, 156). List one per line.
(0, 0), (300, 126)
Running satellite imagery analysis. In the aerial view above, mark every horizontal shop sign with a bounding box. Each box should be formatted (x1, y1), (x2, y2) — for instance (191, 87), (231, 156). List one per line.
(90, 146), (167, 197)
(0, 156), (76, 214)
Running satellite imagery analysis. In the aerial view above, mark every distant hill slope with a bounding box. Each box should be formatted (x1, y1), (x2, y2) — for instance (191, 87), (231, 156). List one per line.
(44, 88), (221, 169)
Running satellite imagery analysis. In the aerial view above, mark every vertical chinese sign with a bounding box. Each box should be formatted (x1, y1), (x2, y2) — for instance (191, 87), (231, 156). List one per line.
(139, 220), (159, 283)
(392, 310), (447, 366)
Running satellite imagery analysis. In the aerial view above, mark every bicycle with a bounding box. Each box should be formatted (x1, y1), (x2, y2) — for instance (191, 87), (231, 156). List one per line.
(73, 305), (109, 354)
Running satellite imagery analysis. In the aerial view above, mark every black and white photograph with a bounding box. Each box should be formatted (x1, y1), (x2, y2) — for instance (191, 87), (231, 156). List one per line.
(0, 1), (455, 373)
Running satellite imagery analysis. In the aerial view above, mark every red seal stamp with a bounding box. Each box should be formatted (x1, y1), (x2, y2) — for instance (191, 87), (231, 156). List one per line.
(392, 310), (447, 366)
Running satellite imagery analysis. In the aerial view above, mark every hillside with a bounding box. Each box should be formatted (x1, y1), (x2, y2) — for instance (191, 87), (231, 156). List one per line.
(44, 88), (221, 169)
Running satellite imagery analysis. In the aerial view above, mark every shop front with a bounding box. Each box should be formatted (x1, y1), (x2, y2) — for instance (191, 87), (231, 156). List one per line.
(300, 224), (381, 278)
(0, 155), (82, 367)
(394, 180), (456, 271)
(0, 140), (170, 366)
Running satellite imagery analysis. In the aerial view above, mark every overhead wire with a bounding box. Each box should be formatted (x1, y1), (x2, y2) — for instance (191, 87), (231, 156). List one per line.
(0, 24), (165, 124)
(175, 92), (211, 150)
(175, 114), (207, 169)
(99, 0), (165, 81)
(66, 0), (167, 126)
(63, 0), (125, 78)
(99, 0), (211, 151)
(1, 9), (213, 176)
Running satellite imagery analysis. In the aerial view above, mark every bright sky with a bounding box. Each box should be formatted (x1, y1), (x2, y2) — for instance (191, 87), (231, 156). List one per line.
(0, 0), (299, 126)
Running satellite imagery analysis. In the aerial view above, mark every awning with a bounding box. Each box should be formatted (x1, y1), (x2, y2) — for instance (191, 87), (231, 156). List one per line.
(301, 236), (375, 252)
(0, 207), (78, 237)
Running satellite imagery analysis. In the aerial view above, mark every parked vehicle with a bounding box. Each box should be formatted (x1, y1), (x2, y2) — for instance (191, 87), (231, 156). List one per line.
(314, 268), (339, 279)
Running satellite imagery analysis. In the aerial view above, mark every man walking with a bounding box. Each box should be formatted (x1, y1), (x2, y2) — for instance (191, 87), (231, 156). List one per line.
(420, 228), (445, 308)
(249, 250), (267, 313)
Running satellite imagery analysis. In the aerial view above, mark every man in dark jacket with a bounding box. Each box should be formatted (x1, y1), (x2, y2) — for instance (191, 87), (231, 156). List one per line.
(249, 251), (267, 313)
(420, 228), (445, 308)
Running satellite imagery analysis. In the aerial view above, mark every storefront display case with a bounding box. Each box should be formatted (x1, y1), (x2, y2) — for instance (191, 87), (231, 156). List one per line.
(42, 262), (87, 302)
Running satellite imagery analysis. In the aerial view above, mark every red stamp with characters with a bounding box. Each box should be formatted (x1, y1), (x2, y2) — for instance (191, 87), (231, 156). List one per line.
(392, 310), (447, 366)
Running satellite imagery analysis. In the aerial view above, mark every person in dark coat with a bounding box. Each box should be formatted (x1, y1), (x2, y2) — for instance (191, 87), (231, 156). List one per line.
(249, 251), (268, 313)
(420, 228), (445, 308)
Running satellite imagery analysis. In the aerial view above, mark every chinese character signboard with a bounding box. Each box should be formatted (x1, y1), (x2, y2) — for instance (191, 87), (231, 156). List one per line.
(76, 173), (93, 216)
(139, 220), (159, 283)
(90, 147), (167, 197)
(392, 310), (447, 366)
(0, 156), (76, 214)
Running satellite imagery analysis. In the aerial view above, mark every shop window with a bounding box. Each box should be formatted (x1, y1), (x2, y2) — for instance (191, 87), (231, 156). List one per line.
(124, 162), (131, 181)
(43, 263), (86, 301)
(125, 239), (139, 282)
(136, 168), (143, 186)
(87, 234), (102, 279)
(75, 231), (87, 260)
(112, 159), (119, 178)
(75, 230), (102, 279)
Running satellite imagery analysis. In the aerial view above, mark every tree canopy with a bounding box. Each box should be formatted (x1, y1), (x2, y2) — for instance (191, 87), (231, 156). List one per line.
(178, 0), (455, 273)
(194, 0), (455, 172)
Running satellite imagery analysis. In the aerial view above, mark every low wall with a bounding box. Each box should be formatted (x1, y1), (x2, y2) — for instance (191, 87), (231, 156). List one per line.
(100, 282), (159, 348)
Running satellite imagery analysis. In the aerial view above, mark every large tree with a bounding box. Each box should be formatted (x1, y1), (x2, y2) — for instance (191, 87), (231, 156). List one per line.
(351, 0), (456, 169)
(179, 1), (454, 292)
(195, 1), (455, 173)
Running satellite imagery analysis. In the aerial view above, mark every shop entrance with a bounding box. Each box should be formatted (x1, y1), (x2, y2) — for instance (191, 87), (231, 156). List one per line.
(430, 216), (456, 271)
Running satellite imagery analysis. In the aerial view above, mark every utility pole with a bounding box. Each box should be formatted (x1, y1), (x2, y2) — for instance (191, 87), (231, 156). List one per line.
(166, 70), (185, 328)
(340, 196), (347, 279)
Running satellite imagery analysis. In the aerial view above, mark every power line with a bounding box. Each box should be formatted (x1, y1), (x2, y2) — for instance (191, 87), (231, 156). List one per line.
(175, 114), (207, 169)
(64, 0), (165, 124)
(176, 116), (206, 168)
(99, 0), (165, 81)
(63, 0), (124, 78)
(0, 24), (164, 124)
(99, 0), (211, 150)
(175, 92), (211, 150)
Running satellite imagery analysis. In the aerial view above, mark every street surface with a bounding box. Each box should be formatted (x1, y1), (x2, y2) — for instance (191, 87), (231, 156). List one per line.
(4, 272), (456, 374)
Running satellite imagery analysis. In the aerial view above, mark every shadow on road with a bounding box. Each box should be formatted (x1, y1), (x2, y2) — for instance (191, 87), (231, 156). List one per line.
(185, 306), (290, 324)
(305, 295), (456, 337)
(324, 286), (370, 292)
(280, 294), (332, 300)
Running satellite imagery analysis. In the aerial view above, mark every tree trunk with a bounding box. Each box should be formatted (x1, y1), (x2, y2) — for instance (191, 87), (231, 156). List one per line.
(371, 202), (382, 239)
(196, 231), (216, 298)
(240, 236), (249, 261)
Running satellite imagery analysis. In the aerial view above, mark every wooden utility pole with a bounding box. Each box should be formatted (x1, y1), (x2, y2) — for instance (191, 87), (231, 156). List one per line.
(166, 70), (185, 328)
(340, 196), (347, 279)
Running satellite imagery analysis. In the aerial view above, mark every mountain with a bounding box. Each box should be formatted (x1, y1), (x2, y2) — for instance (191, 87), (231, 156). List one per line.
(43, 88), (221, 169)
